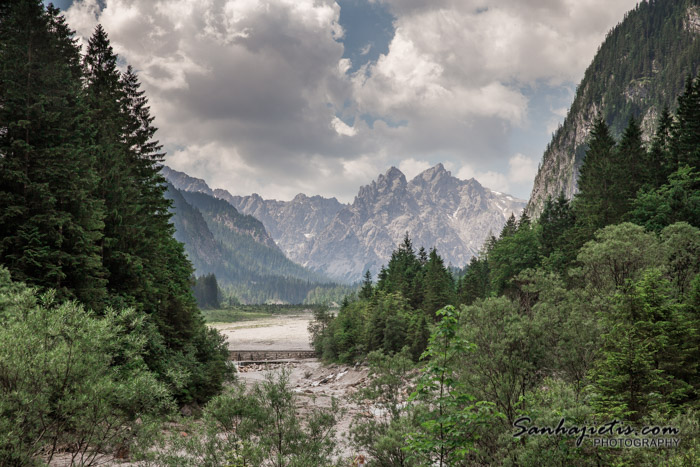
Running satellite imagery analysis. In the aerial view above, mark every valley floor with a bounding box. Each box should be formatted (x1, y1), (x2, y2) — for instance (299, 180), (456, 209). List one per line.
(211, 312), (370, 459)
(209, 311), (314, 351)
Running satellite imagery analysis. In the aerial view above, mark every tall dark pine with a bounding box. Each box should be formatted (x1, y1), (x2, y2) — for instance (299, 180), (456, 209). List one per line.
(359, 270), (373, 300)
(670, 75), (700, 170)
(83, 25), (227, 402)
(645, 107), (674, 188)
(574, 116), (618, 231)
(500, 213), (518, 238)
(422, 248), (454, 319)
(615, 116), (646, 214)
(83, 25), (137, 302)
(0, 1), (105, 307)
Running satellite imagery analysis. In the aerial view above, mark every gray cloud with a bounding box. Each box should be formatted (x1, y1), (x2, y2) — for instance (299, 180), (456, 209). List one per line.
(66, 0), (638, 202)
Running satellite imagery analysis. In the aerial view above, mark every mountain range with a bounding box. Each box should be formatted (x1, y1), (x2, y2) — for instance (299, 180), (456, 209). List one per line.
(163, 164), (525, 282)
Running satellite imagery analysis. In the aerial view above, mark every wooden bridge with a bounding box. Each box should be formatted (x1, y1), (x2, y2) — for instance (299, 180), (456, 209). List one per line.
(229, 349), (316, 364)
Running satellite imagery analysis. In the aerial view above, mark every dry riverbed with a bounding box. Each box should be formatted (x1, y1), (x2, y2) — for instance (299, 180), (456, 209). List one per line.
(209, 312), (313, 351)
(211, 312), (372, 460)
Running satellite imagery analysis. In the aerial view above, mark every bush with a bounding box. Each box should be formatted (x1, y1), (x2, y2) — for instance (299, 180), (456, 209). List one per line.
(0, 269), (173, 466)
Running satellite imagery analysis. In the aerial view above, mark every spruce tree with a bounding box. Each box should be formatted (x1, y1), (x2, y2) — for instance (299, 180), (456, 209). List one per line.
(422, 248), (454, 319)
(615, 116), (646, 215)
(670, 75), (700, 170)
(500, 213), (518, 238)
(645, 106), (674, 188)
(82, 25), (228, 402)
(359, 270), (373, 300)
(573, 116), (618, 232)
(0, 0), (106, 307)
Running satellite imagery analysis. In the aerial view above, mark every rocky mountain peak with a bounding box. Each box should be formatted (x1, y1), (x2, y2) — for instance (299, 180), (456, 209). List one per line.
(374, 167), (407, 193)
(415, 163), (448, 182)
(384, 166), (405, 181)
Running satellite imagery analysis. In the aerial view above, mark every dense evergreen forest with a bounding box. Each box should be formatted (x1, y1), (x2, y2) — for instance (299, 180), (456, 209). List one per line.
(0, 2), (231, 462)
(310, 76), (700, 465)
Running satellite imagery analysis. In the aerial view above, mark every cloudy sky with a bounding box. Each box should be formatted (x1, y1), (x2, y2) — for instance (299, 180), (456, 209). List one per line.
(50, 0), (638, 202)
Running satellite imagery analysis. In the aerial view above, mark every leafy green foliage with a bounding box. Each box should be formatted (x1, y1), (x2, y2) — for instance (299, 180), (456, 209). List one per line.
(406, 306), (496, 466)
(630, 165), (700, 231)
(350, 350), (418, 467)
(155, 370), (340, 467)
(0, 270), (173, 466)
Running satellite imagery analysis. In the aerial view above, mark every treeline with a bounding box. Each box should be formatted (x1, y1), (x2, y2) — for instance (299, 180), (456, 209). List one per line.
(225, 277), (349, 304)
(312, 76), (700, 465)
(0, 0), (228, 410)
(310, 238), (454, 362)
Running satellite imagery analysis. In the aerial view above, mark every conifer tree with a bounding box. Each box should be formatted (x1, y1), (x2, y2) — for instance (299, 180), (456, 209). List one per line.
(670, 75), (700, 170)
(0, 0), (106, 307)
(573, 116), (618, 232)
(500, 213), (518, 238)
(615, 116), (646, 214)
(645, 106), (674, 188)
(456, 257), (490, 306)
(422, 248), (454, 319)
(359, 270), (373, 300)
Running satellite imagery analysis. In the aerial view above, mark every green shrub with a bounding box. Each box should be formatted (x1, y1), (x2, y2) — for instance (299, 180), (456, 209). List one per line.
(0, 269), (173, 466)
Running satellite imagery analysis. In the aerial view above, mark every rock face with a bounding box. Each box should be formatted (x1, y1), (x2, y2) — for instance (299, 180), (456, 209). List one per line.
(525, 1), (700, 218)
(218, 191), (344, 262)
(301, 164), (525, 282)
(163, 164), (525, 283)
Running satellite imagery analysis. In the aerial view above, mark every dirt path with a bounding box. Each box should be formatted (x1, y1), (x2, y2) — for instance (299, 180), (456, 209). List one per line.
(209, 312), (313, 351)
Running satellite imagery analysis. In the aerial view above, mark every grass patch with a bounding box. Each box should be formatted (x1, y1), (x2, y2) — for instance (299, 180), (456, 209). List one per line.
(202, 304), (323, 323)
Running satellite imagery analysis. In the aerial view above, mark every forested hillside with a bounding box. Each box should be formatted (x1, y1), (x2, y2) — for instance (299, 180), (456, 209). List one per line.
(166, 184), (347, 303)
(527, 0), (700, 216)
(311, 76), (700, 465)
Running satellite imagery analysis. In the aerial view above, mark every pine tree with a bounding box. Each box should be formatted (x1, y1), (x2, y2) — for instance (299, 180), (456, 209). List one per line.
(573, 116), (618, 232)
(422, 248), (454, 319)
(456, 256), (490, 306)
(500, 213), (518, 238)
(670, 75), (700, 170)
(0, 0), (106, 307)
(615, 116), (646, 214)
(82, 25), (228, 402)
(359, 270), (373, 300)
(645, 106), (674, 188)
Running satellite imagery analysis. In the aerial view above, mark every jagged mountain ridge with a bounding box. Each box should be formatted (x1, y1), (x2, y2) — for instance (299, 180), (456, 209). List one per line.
(526, 0), (700, 217)
(218, 191), (344, 262)
(303, 164), (525, 282)
(163, 164), (525, 282)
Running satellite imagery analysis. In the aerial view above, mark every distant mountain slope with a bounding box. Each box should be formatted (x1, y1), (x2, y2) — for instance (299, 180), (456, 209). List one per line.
(303, 164), (526, 282)
(162, 165), (346, 265)
(526, 0), (700, 217)
(164, 182), (334, 303)
(179, 190), (326, 283)
(220, 192), (344, 262)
